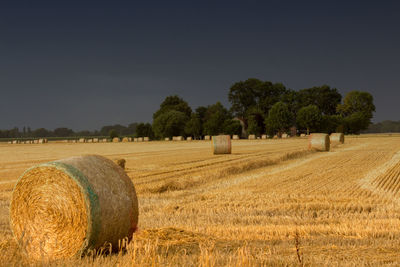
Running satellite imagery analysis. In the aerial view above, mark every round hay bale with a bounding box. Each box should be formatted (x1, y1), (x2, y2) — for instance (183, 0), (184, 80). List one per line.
(87, 139), (93, 143)
(248, 134), (256, 140)
(164, 137), (170, 141)
(137, 137), (143, 142)
(300, 133), (306, 137)
(10, 155), (138, 261)
(232, 135), (239, 140)
(133, 138), (138, 142)
(112, 137), (120, 143)
(128, 137), (132, 142)
(330, 133), (344, 145)
(144, 137), (149, 142)
(282, 133), (288, 138)
(261, 134), (267, 139)
(308, 133), (330, 151)
(212, 135), (231, 154)
(122, 137), (129, 142)
(204, 135), (210, 141)
(186, 137), (192, 141)
(102, 138), (108, 143)
(93, 138), (99, 143)
(78, 138), (85, 143)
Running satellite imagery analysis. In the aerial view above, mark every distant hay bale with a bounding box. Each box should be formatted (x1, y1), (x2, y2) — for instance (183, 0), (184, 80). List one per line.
(330, 133), (344, 145)
(282, 133), (288, 139)
(78, 138), (85, 143)
(93, 138), (99, 143)
(87, 139), (93, 143)
(261, 134), (267, 139)
(308, 133), (330, 151)
(232, 135), (239, 140)
(112, 137), (120, 143)
(10, 155), (138, 261)
(186, 137), (192, 141)
(144, 137), (149, 141)
(248, 134), (256, 140)
(273, 135), (278, 139)
(33, 140), (39, 144)
(300, 133), (306, 137)
(7, 141), (12, 144)
(257, 137), (261, 140)
(114, 158), (126, 169)
(212, 135), (232, 154)
(164, 137), (170, 141)
(137, 137), (143, 142)
(173, 136), (183, 141)
(128, 137), (132, 142)
(133, 138), (138, 142)
(122, 137), (129, 142)
(204, 135), (210, 140)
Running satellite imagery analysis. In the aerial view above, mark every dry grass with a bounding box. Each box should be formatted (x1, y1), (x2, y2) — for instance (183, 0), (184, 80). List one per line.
(1, 136), (400, 266)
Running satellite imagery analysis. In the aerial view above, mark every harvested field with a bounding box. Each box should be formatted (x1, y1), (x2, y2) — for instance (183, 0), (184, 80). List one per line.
(1, 135), (400, 265)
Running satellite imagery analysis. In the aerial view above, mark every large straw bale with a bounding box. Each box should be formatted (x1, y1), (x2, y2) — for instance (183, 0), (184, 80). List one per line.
(133, 138), (138, 142)
(248, 134), (256, 140)
(128, 137), (132, 142)
(10, 155), (138, 261)
(308, 133), (330, 151)
(204, 135), (210, 140)
(261, 134), (267, 139)
(93, 138), (99, 143)
(232, 135), (239, 140)
(186, 137), (192, 141)
(137, 137), (143, 142)
(122, 137), (129, 142)
(330, 133), (344, 145)
(282, 133), (288, 138)
(144, 137), (149, 141)
(87, 139), (93, 143)
(78, 138), (85, 143)
(173, 136), (183, 141)
(112, 137), (120, 143)
(212, 135), (232, 154)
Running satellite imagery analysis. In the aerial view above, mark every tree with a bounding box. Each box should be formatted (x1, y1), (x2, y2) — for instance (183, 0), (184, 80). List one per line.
(228, 78), (261, 120)
(337, 91), (375, 134)
(109, 129), (118, 139)
(297, 85), (342, 115)
(202, 102), (232, 135)
(136, 123), (154, 138)
(185, 113), (202, 139)
(223, 119), (242, 135)
(54, 127), (74, 137)
(153, 95), (192, 120)
(32, 128), (50, 138)
(296, 105), (322, 135)
(153, 110), (187, 138)
(264, 102), (293, 136)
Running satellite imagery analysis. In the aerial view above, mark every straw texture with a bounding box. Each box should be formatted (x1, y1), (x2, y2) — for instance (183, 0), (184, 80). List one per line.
(204, 135), (210, 140)
(308, 133), (330, 151)
(232, 135), (239, 140)
(212, 135), (232, 154)
(330, 133), (344, 145)
(10, 155), (138, 261)
(112, 137), (120, 143)
(248, 134), (255, 140)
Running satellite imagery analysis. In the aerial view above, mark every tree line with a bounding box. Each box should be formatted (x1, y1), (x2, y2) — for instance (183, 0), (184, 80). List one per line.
(0, 78), (376, 139)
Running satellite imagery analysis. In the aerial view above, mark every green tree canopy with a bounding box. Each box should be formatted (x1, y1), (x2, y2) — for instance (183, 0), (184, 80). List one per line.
(337, 91), (375, 134)
(297, 85), (342, 115)
(265, 102), (293, 136)
(184, 113), (202, 139)
(202, 102), (232, 135)
(296, 105), (322, 135)
(153, 95), (192, 120)
(152, 110), (187, 138)
(135, 123), (154, 138)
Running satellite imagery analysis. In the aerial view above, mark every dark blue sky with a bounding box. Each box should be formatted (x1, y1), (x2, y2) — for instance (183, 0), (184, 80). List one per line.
(1, 1), (399, 130)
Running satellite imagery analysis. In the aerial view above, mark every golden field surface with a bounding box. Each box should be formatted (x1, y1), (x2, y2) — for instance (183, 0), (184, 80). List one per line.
(1, 135), (400, 266)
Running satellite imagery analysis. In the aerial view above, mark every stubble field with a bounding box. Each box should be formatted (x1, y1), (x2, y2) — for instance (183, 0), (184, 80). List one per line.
(1, 135), (400, 266)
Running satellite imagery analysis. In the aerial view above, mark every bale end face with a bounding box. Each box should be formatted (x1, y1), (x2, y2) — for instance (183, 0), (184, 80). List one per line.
(212, 135), (232, 154)
(308, 133), (330, 151)
(10, 155), (138, 261)
(330, 133), (345, 145)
